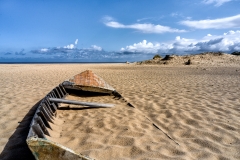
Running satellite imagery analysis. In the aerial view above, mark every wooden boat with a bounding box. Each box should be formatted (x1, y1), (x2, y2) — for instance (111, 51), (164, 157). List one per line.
(26, 70), (130, 160)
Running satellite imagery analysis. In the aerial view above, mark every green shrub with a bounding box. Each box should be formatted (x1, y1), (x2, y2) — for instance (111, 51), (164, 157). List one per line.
(231, 51), (240, 56)
(153, 54), (161, 59)
(162, 55), (173, 60)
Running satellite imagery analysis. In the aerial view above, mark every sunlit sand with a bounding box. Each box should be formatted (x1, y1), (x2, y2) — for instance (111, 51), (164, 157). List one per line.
(0, 54), (240, 159)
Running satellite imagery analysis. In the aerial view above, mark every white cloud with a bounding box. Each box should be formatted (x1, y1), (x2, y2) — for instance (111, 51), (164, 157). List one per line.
(64, 39), (79, 49)
(75, 39), (78, 45)
(105, 21), (125, 28)
(91, 45), (102, 51)
(120, 30), (240, 54)
(202, 0), (232, 7)
(136, 16), (164, 22)
(121, 40), (160, 53)
(36, 40), (103, 56)
(137, 18), (149, 22)
(64, 44), (75, 49)
(40, 48), (49, 52)
(102, 15), (115, 22)
(180, 14), (240, 29)
(103, 16), (186, 33)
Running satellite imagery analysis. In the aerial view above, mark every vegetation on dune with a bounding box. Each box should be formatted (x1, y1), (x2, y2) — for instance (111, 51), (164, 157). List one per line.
(153, 54), (161, 59)
(231, 51), (240, 56)
(136, 51), (240, 66)
(199, 51), (224, 56)
(162, 55), (174, 60)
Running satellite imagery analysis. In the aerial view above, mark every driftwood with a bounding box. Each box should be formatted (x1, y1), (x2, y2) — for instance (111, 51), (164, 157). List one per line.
(49, 98), (115, 108)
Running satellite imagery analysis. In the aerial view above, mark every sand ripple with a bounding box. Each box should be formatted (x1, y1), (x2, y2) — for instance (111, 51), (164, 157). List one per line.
(0, 64), (239, 159)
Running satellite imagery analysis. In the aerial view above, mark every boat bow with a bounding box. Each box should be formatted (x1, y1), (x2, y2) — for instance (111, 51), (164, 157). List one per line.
(63, 70), (115, 94)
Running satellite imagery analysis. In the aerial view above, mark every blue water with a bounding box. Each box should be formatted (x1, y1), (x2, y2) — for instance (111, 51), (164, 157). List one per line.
(0, 62), (125, 64)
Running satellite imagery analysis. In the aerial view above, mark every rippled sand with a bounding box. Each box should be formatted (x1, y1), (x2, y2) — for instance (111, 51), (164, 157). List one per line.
(0, 63), (239, 159)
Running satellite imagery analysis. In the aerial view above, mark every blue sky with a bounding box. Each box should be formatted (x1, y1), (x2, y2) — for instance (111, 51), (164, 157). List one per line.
(0, 0), (240, 62)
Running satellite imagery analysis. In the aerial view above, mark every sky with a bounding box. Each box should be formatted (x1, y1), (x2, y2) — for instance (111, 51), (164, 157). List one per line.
(0, 0), (240, 62)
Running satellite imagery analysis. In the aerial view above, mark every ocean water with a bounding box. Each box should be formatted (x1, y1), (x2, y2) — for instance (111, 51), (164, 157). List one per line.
(0, 62), (125, 64)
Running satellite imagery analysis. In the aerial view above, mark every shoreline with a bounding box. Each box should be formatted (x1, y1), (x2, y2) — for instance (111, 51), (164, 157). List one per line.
(0, 62), (125, 64)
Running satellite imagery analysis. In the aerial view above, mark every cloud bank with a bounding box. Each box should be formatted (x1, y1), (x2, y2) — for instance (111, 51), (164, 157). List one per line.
(202, 0), (232, 7)
(32, 39), (102, 55)
(1, 31), (240, 62)
(103, 16), (186, 34)
(180, 14), (240, 29)
(121, 30), (240, 54)
(23, 39), (107, 61)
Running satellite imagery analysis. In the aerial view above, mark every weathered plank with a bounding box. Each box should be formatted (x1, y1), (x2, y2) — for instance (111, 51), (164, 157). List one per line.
(49, 98), (115, 108)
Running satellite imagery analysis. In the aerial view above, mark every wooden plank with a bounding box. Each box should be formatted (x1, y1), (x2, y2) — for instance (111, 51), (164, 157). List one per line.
(34, 116), (50, 136)
(40, 106), (53, 123)
(53, 88), (61, 98)
(57, 86), (64, 97)
(37, 111), (52, 129)
(49, 98), (115, 108)
(32, 124), (46, 139)
(59, 84), (67, 95)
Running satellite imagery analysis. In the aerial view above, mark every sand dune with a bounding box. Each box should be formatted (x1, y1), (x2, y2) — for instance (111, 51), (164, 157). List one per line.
(0, 58), (240, 159)
(138, 52), (240, 67)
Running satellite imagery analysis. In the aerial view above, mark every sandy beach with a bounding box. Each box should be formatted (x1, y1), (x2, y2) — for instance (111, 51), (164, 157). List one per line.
(0, 54), (240, 159)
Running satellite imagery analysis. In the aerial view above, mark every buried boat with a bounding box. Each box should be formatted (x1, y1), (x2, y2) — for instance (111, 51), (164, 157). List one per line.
(26, 70), (132, 160)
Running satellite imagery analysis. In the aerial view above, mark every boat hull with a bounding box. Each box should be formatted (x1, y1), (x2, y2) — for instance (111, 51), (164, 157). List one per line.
(27, 138), (92, 160)
(26, 70), (118, 160)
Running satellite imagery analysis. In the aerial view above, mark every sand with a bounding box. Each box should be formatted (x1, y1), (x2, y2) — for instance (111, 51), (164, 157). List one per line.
(0, 55), (240, 159)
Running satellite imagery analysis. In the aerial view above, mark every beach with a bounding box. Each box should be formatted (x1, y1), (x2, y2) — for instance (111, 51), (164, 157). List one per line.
(0, 56), (240, 159)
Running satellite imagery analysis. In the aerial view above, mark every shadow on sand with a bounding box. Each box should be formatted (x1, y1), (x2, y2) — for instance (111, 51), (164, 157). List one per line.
(0, 101), (41, 160)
